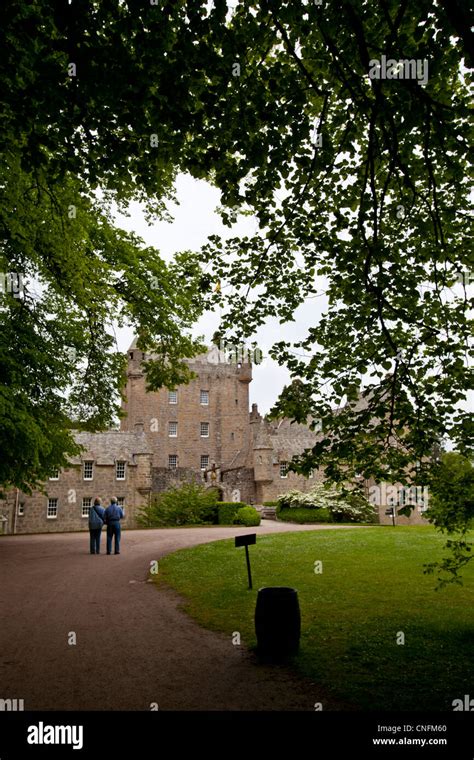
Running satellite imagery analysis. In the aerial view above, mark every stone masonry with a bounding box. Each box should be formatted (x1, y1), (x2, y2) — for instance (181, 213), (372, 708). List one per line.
(0, 341), (428, 533)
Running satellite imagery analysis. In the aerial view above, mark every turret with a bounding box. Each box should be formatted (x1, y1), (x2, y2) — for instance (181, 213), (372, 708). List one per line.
(253, 426), (274, 483)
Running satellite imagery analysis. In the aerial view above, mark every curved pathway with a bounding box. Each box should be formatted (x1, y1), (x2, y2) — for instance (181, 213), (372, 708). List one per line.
(0, 523), (360, 711)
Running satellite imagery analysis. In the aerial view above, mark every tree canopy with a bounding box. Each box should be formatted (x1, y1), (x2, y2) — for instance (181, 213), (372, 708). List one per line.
(1, 0), (472, 556)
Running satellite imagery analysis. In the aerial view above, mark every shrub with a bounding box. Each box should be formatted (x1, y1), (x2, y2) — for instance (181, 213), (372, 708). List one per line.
(276, 483), (376, 523)
(331, 490), (378, 523)
(233, 506), (261, 526)
(137, 483), (218, 527)
(276, 506), (332, 524)
(262, 500), (279, 507)
(424, 452), (474, 531)
(217, 502), (247, 525)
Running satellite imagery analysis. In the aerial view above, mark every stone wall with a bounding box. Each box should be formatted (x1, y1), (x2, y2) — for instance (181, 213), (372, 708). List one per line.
(0, 494), (15, 534)
(256, 464), (326, 504)
(151, 467), (203, 494)
(121, 348), (253, 472)
(12, 457), (151, 534)
(376, 504), (429, 526)
(221, 467), (256, 504)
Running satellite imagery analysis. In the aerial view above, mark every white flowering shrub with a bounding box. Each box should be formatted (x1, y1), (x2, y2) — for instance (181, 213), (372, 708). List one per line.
(277, 483), (376, 523)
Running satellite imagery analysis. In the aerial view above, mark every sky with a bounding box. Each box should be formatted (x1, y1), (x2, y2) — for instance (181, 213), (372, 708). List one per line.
(113, 173), (329, 415)
(112, 173), (472, 426)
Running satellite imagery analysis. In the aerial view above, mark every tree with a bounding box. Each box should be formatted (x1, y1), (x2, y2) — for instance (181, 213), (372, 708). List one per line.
(1, 0), (213, 490)
(0, 160), (204, 491)
(424, 452), (474, 586)
(1, 1), (472, 563)
(201, 1), (472, 480)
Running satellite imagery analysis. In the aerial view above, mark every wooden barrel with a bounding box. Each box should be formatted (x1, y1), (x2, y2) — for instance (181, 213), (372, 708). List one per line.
(255, 586), (301, 658)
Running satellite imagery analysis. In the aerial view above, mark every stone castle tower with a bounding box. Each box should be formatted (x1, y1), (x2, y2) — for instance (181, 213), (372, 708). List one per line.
(120, 341), (256, 501)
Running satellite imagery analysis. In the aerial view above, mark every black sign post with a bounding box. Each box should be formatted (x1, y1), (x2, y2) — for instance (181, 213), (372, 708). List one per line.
(235, 533), (256, 590)
(385, 507), (396, 527)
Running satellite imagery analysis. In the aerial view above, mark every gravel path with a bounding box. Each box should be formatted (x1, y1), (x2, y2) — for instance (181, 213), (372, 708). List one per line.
(0, 523), (360, 711)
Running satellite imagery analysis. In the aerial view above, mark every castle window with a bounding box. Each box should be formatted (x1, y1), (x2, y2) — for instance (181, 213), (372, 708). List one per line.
(47, 498), (58, 519)
(200, 422), (209, 438)
(308, 470), (314, 479)
(235, 398), (238, 405)
(49, 469), (59, 481)
(200, 455), (209, 470)
(117, 497), (125, 508)
(129, 352), (134, 360)
(169, 421), (178, 437)
(230, 432), (234, 440)
(169, 455), (178, 470)
(168, 390), (178, 404)
(116, 461), (126, 480)
(18, 502), (25, 516)
(200, 390), (209, 405)
(279, 462), (288, 479)
(82, 497), (92, 518)
(83, 461), (94, 480)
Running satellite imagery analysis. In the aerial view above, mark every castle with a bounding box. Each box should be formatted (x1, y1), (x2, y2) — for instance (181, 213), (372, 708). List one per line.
(0, 341), (428, 534)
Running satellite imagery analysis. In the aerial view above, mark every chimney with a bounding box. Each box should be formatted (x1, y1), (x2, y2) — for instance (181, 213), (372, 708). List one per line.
(250, 403), (260, 421)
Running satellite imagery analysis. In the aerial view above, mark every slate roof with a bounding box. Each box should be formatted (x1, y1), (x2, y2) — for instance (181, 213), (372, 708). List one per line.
(69, 431), (151, 466)
(269, 424), (321, 462)
(252, 417), (322, 462)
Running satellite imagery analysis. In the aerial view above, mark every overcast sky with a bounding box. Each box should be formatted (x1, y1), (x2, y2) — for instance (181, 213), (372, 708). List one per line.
(113, 173), (329, 415)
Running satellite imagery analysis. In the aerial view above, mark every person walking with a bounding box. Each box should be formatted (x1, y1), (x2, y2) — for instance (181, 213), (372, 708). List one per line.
(88, 497), (105, 554)
(104, 497), (124, 555)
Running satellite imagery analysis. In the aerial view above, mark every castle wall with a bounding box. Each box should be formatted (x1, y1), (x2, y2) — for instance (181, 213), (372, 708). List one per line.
(221, 468), (256, 504)
(151, 467), (202, 493)
(368, 480), (430, 526)
(10, 453), (152, 534)
(256, 464), (326, 503)
(121, 349), (253, 472)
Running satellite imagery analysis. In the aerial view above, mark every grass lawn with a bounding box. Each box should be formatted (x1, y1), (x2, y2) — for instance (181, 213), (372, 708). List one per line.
(155, 526), (474, 711)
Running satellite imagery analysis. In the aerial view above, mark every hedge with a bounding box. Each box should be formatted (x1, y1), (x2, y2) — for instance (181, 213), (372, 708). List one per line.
(233, 506), (261, 526)
(276, 505), (333, 524)
(217, 502), (247, 525)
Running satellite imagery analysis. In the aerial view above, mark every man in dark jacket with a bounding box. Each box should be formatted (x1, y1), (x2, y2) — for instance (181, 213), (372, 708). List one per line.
(88, 497), (106, 554)
(104, 497), (124, 555)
